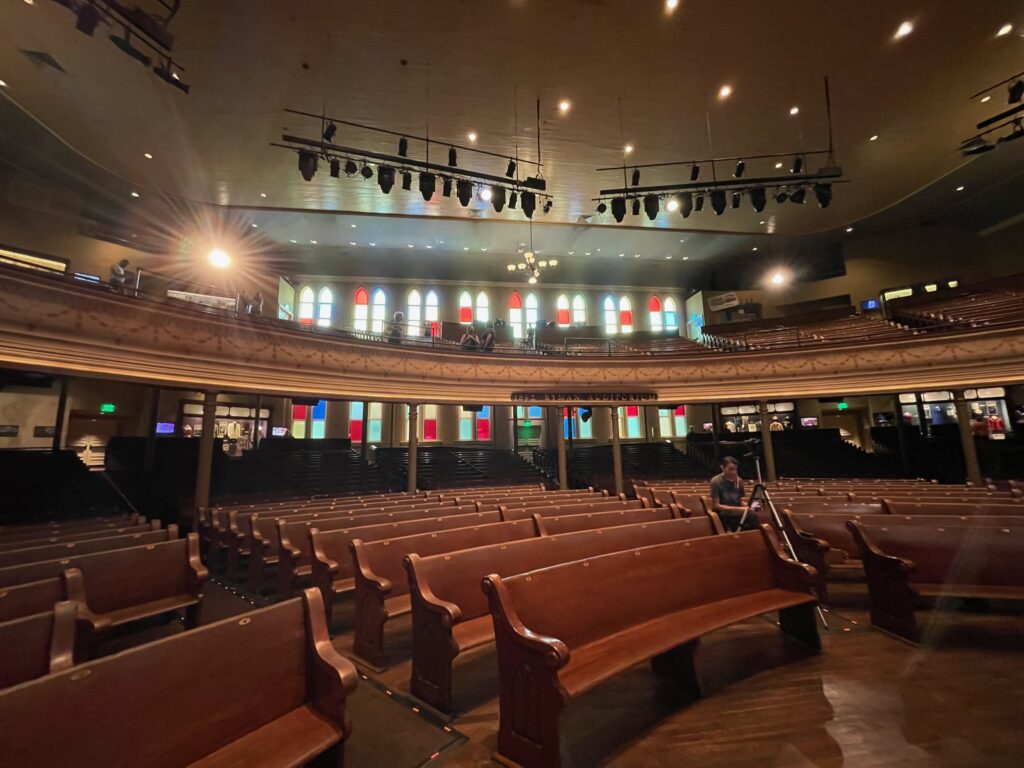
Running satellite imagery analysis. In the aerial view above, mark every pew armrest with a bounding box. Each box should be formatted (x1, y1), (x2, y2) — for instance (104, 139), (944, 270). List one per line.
(61, 567), (111, 635)
(846, 521), (916, 576)
(758, 526), (819, 593)
(302, 588), (359, 733)
(405, 555), (462, 626)
(310, 531), (339, 578)
(277, 521), (301, 562)
(483, 574), (570, 671)
(186, 533), (210, 593)
(50, 600), (78, 672)
(351, 540), (392, 596)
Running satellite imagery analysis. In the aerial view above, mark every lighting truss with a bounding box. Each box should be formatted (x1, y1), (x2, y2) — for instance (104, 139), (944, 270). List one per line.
(960, 69), (1024, 155)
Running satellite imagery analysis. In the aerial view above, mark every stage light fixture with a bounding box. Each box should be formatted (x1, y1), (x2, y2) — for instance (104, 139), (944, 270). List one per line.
(401, 171), (412, 191)
(1009, 80), (1024, 104)
(419, 172), (435, 200)
(448, 147), (458, 166)
(775, 189), (789, 203)
(521, 191), (537, 219)
(666, 197), (680, 212)
(734, 160), (745, 178)
(398, 137), (409, 157)
(750, 187), (767, 212)
(76, 4), (102, 35)
(153, 62), (190, 93)
(378, 166), (396, 193)
(680, 191), (693, 218)
(509, 191), (518, 209)
(456, 179), (473, 206)
(632, 198), (641, 216)
(998, 121), (1024, 144)
(500, 159), (516, 180)
(360, 164), (374, 179)
(581, 407), (593, 423)
(790, 187), (807, 204)
(597, 202), (608, 214)
(690, 164), (700, 181)
(323, 122), (337, 142)
(543, 199), (553, 214)
(442, 177), (452, 197)
(710, 190), (727, 215)
(695, 194), (705, 212)
(643, 194), (659, 220)
(731, 191), (742, 209)
(344, 159), (358, 176)
(791, 156), (804, 174)
(814, 182), (832, 208)
(963, 140), (995, 156)
(632, 168), (641, 186)
(329, 158), (340, 178)
(298, 151), (318, 181)
(491, 186), (506, 211)
(611, 197), (626, 222)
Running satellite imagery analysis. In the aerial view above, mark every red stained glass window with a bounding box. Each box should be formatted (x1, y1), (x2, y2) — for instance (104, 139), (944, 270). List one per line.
(509, 291), (522, 309)
(459, 306), (473, 323)
(349, 420), (363, 441)
(648, 296), (661, 311)
(292, 405), (308, 420)
(675, 405), (686, 416)
(354, 287), (368, 305)
(476, 418), (490, 440)
(620, 310), (633, 326)
(424, 419), (437, 441)
(556, 308), (570, 325)
(626, 405), (639, 417)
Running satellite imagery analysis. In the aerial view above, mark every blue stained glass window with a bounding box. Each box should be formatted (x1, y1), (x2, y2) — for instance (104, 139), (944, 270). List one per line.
(312, 400), (327, 420)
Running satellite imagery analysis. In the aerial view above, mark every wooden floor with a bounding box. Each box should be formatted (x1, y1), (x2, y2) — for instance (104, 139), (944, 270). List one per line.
(329, 583), (1024, 767)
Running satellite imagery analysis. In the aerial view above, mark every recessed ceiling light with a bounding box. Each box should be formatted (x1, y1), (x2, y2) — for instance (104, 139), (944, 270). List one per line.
(309, 240), (317, 244)
(558, 100), (571, 113)
(585, 251), (592, 256)
(425, 245), (433, 249)
(624, 144), (634, 154)
(752, 246), (758, 251)
(0, 80), (7, 88)
(408, 244), (414, 248)
(894, 21), (913, 39)
(956, 185), (965, 192)
(480, 247), (487, 252)
(845, 227), (854, 233)
(997, 23), (1013, 37)
(619, 253), (625, 258)
(350, 223), (357, 228)
(759, 220), (766, 225)
(259, 192), (267, 198)
(869, 134), (879, 141)
(463, 246), (470, 251)
(666, 255), (672, 260)
(789, 106), (799, 116)
(289, 239), (297, 243)
(718, 84), (733, 100)
(467, 131), (477, 142)
(568, 251), (574, 255)
(369, 242), (376, 246)
(775, 161), (783, 169)
(634, 254), (640, 258)
(981, 95), (991, 103)
(665, 0), (679, 11)
(596, 248), (602, 252)
(439, 240), (444, 244)
(251, 223), (257, 228)
(349, 241), (357, 246)
(682, 256), (689, 261)
(130, 191), (140, 198)
(143, 152), (153, 159)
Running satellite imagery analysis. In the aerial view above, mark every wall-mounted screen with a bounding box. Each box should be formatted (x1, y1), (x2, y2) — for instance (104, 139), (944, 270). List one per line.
(155, 422), (175, 435)
(800, 417), (819, 428)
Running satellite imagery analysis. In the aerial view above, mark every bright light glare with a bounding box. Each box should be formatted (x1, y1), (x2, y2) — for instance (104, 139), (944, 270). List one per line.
(769, 270), (788, 286)
(665, 0), (679, 11)
(719, 84), (733, 99)
(558, 100), (571, 113)
(207, 248), (231, 269)
(997, 23), (1013, 37)
(789, 106), (799, 116)
(666, 198), (680, 212)
(467, 131), (478, 142)
(480, 188), (492, 201)
(894, 21), (913, 39)
(624, 144), (634, 154)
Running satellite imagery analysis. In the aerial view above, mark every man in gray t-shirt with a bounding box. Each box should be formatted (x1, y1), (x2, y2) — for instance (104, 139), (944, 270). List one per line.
(709, 456), (759, 531)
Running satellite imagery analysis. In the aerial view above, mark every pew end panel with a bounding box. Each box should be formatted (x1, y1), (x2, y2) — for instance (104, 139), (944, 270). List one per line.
(301, 587), (360, 739)
(405, 553), (464, 711)
(781, 510), (832, 602)
(0, 600), (77, 689)
(845, 521), (920, 644)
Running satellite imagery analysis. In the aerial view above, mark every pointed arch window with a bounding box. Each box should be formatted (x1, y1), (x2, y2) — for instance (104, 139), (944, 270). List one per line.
(525, 293), (539, 330)
(603, 295), (617, 334)
(353, 287), (369, 331)
(371, 288), (387, 333)
(619, 296), (634, 334)
(572, 294), (587, 325)
(406, 289), (422, 336)
(424, 290), (440, 336)
(475, 291), (490, 324)
(509, 291), (524, 338)
(458, 290), (473, 324)
(664, 297), (679, 331)
(555, 294), (571, 327)
(648, 295), (663, 332)
(298, 287), (315, 326)
(316, 287), (334, 328)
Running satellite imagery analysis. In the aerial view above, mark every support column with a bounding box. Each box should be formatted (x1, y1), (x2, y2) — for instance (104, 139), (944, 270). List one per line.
(610, 406), (624, 497)
(253, 394), (263, 450)
(407, 404), (419, 492)
(758, 401), (778, 482)
(359, 400), (370, 462)
(953, 391), (984, 486)
(194, 391), (218, 529)
(554, 407), (568, 490)
(52, 376), (69, 453)
(143, 387), (160, 471)
(711, 403), (723, 463)
(892, 394), (912, 476)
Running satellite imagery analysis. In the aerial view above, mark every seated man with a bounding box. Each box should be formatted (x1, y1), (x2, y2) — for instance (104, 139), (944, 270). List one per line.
(709, 456), (760, 531)
(479, 325), (496, 351)
(459, 326), (480, 351)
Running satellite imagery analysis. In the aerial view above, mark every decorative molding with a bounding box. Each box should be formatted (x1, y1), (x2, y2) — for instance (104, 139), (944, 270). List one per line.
(1, 269), (1023, 404)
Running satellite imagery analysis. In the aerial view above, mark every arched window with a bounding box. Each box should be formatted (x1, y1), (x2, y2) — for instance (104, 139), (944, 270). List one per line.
(298, 287), (315, 326)
(475, 291), (489, 324)
(371, 288), (387, 333)
(603, 296), (618, 335)
(316, 287), (334, 328)
(664, 297), (679, 331)
(424, 290), (440, 336)
(458, 290), (473, 324)
(555, 294), (571, 327)
(406, 289), (422, 336)
(525, 293), (539, 330)
(353, 287), (369, 331)
(509, 291), (524, 338)
(648, 295), (663, 332)
(572, 294), (587, 325)
(619, 296), (634, 334)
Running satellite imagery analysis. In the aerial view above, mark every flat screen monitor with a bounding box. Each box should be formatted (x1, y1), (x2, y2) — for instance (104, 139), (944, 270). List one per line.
(155, 422), (175, 435)
(800, 417), (819, 428)
(272, 427), (288, 437)
(861, 298), (881, 311)
(702, 422), (714, 431)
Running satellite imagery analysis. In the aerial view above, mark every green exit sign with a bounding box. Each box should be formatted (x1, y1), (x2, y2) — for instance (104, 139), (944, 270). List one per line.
(100, 403), (116, 414)
(836, 401), (849, 411)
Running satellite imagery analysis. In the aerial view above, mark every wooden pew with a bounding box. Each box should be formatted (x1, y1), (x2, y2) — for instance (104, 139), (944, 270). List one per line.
(882, 500), (1024, 516)
(0, 520), (159, 552)
(500, 498), (646, 521)
(350, 519), (541, 666)
(405, 515), (723, 711)
(534, 506), (677, 535)
(0, 513), (142, 538)
(847, 521), (1024, 643)
(0, 601), (76, 689)
(0, 588), (358, 766)
(482, 527), (819, 768)
(0, 575), (67, 623)
(0, 525), (179, 569)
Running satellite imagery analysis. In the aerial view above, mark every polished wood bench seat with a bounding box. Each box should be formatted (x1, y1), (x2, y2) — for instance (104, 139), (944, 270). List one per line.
(847, 521), (1024, 643)
(351, 519), (540, 666)
(500, 497), (645, 521)
(0, 520), (158, 552)
(405, 514), (723, 711)
(483, 526), (819, 768)
(0, 525), (178, 569)
(0, 588), (357, 767)
(533, 506), (677, 535)
(0, 601), (76, 689)
(0, 513), (143, 539)
(882, 500), (1024, 515)
(0, 575), (66, 623)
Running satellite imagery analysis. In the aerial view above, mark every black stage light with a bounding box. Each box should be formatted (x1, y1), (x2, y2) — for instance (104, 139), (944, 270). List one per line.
(1009, 80), (1024, 104)
(643, 194), (659, 220)
(456, 179), (473, 206)
(506, 159), (517, 178)
(323, 122), (337, 142)
(153, 63), (190, 93)
(690, 163), (700, 181)
(814, 182), (832, 208)
(680, 191), (693, 218)
(750, 187), (767, 212)
(521, 191), (537, 219)
(543, 199), (553, 214)
(401, 171), (412, 190)
(378, 166), (396, 193)
(775, 189), (789, 203)
(329, 158), (340, 178)
(360, 165), (374, 179)
(76, 4), (102, 35)
(298, 151), (318, 181)
(632, 168), (641, 186)
(509, 191), (518, 209)
(442, 177), (453, 197)
(632, 198), (641, 216)
(695, 193), (705, 212)
(962, 141), (995, 156)
(419, 172), (435, 200)
(710, 190), (727, 215)
(398, 137), (409, 157)
(731, 191), (742, 209)
(734, 160), (745, 178)
(790, 187), (807, 204)
(448, 147), (458, 167)
(344, 159), (358, 176)
(110, 32), (152, 65)
(491, 186), (506, 212)
(581, 407), (593, 423)
(791, 156), (804, 174)
(611, 197), (627, 222)
(597, 202), (607, 214)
